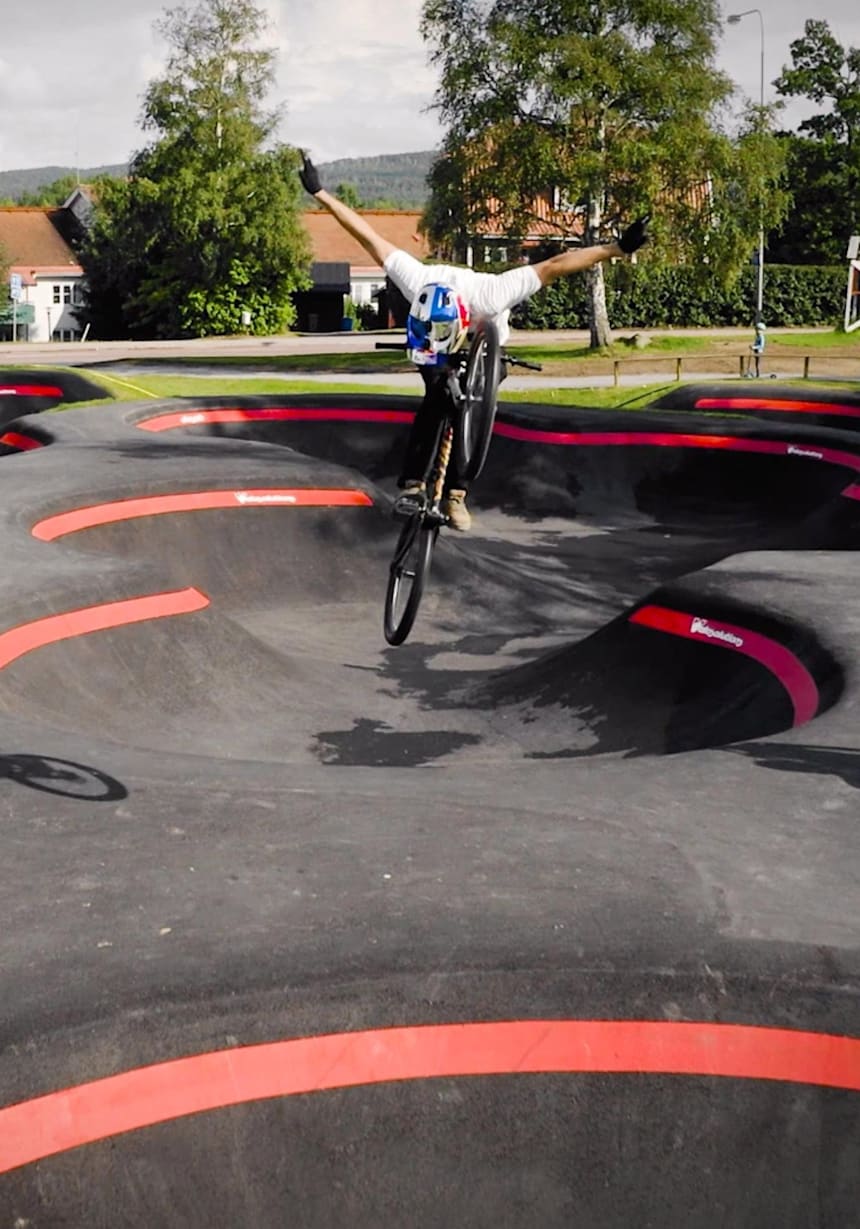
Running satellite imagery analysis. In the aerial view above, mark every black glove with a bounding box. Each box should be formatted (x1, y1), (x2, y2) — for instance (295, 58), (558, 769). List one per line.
(298, 150), (322, 196)
(618, 214), (650, 254)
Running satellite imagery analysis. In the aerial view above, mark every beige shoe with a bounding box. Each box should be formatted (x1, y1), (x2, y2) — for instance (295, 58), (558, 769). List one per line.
(443, 488), (471, 531)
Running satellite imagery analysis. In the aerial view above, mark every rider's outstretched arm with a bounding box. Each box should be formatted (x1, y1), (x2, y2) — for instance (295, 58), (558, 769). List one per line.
(533, 216), (651, 287)
(298, 152), (396, 267)
(533, 242), (622, 287)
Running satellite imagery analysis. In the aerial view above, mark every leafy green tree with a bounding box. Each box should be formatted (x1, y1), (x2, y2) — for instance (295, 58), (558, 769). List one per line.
(775, 19), (860, 147)
(15, 175), (80, 207)
(79, 0), (310, 339)
(0, 176), (82, 208)
(420, 0), (787, 345)
(334, 182), (363, 209)
(772, 20), (860, 259)
(768, 134), (852, 264)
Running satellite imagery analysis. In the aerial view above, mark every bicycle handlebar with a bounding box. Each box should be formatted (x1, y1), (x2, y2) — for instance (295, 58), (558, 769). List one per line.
(373, 340), (543, 372)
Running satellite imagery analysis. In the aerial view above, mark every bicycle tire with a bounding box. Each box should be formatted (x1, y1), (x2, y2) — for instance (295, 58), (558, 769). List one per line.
(456, 319), (501, 484)
(383, 516), (438, 645)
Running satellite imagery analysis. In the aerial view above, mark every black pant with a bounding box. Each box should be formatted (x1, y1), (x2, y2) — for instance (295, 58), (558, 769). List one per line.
(398, 367), (468, 490)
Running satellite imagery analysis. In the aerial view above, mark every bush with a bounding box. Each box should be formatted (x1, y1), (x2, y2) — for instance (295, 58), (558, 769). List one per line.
(510, 264), (846, 329)
(356, 302), (378, 330)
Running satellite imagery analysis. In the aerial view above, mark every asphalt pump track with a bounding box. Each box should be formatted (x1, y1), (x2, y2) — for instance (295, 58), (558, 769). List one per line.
(0, 372), (858, 1225)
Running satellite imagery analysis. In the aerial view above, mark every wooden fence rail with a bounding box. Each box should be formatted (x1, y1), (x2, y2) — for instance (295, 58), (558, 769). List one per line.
(610, 352), (860, 385)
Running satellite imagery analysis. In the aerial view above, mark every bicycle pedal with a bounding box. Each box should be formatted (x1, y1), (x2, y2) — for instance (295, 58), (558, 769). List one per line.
(393, 492), (427, 519)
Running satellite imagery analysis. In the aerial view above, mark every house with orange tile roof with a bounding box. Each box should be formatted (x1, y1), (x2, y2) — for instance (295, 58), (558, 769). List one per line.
(301, 209), (430, 311)
(0, 207), (84, 342)
(1, 200), (434, 339)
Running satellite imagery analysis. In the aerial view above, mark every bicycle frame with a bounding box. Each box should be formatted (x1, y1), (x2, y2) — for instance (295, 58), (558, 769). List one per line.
(381, 320), (542, 646)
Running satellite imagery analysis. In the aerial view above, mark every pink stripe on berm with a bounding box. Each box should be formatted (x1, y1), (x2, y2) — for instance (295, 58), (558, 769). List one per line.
(0, 588), (210, 671)
(630, 604), (819, 725)
(0, 431), (43, 451)
(138, 407), (415, 432)
(491, 425), (860, 498)
(0, 1019), (857, 1174)
(695, 397), (860, 418)
(32, 488), (373, 541)
(0, 384), (63, 397)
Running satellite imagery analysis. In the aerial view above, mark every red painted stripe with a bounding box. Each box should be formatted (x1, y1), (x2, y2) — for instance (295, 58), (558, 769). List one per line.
(0, 430), (43, 451)
(0, 1019), (857, 1174)
(695, 397), (860, 418)
(492, 424), (860, 470)
(494, 424), (743, 450)
(138, 407), (415, 432)
(491, 425), (860, 497)
(32, 488), (374, 541)
(630, 604), (819, 725)
(136, 414), (860, 496)
(0, 588), (209, 670)
(0, 384), (63, 397)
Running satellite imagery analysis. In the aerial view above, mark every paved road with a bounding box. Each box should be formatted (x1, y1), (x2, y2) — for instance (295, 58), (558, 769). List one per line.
(2, 326), (852, 392)
(87, 365), (775, 392)
(0, 324), (833, 369)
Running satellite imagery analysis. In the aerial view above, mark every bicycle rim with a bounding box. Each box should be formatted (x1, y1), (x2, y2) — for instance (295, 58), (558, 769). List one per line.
(383, 518), (437, 645)
(457, 324), (501, 483)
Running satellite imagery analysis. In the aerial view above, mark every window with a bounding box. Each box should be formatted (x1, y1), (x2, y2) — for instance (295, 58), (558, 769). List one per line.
(63, 285), (72, 303)
(483, 245), (492, 264)
(52, 285), (61, 304)
(498, 247), (508, 263)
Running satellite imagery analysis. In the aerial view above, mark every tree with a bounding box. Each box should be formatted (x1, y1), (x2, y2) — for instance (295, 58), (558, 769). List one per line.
(14, 175), (80, 207)
(79, 0), (310, 339)
(334, 182), (364, 209)
(768, 134), (852, 264)
(0, 176), (82, 209)
(420, 0), (786, 345)
(772, 20), (860, 258)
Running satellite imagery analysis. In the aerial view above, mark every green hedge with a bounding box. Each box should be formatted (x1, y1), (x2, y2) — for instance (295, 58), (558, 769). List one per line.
(510, 264), (846, 329)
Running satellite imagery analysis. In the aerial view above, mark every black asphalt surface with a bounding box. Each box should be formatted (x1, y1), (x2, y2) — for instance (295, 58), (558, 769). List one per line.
(0, 376), (858, 1226)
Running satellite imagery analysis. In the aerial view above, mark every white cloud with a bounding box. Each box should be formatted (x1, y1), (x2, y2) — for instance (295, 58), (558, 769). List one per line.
(1, 0), (859, 172)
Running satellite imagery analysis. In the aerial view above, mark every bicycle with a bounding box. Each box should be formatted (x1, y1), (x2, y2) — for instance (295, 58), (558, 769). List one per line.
(378, 319), (542, 645)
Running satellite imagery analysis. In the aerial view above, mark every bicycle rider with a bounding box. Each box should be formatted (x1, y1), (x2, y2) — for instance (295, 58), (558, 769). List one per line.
(298, 152), (649, 530)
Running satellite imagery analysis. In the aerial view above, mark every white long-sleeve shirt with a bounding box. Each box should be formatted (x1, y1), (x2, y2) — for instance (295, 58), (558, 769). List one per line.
(384, 250), (542, 346)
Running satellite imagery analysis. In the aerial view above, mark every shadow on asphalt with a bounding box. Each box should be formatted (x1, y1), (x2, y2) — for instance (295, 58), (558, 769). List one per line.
(731, 741), (860, 790)
(0, 754), (128, 800)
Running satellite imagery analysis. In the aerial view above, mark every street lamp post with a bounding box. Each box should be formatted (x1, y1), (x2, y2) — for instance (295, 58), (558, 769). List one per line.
(728, 8), (766, 327)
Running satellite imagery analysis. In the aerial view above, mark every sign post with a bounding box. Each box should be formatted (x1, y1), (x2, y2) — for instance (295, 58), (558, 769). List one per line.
(846, 237), (860, 334)
(9, 273), (22, 343)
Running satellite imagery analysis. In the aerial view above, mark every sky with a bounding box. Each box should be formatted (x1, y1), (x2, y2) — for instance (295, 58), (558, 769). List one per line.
(0, 0), (859, 173)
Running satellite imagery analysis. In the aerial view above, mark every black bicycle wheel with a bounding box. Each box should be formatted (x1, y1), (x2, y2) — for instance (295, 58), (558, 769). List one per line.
(456, 319), (501, 483)
(383, 516), (438, 645)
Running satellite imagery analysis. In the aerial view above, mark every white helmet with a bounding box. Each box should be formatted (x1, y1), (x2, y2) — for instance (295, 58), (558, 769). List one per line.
(406, 283), (471, 367)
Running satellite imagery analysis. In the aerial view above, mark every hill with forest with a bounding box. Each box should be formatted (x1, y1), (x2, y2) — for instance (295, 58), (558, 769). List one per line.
(0, 151), (436, 209)
(314, 151), (436, 207)
(0, 164), (127, 202)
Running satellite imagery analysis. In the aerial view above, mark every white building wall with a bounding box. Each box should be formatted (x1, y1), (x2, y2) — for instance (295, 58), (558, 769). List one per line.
(349, 271), (387, 306)
(17, 275), (85, 343)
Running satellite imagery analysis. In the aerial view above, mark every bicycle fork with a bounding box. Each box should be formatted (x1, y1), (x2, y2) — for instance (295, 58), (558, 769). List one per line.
(429, 421), (454, 516)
